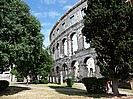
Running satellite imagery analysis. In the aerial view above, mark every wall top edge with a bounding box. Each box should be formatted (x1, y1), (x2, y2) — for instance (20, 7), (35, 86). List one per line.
(49, 0), (87, 41)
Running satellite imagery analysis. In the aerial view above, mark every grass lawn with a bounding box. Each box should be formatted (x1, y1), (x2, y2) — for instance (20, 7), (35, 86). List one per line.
(0, 83), (133, 99)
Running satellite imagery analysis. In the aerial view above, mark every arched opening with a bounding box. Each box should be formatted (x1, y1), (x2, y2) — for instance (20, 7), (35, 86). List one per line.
(56, 43), (60, 59)
(62, 38), (67, 56)
(70, 33), (78, 55)
(84, 36), (90, 49)
(62, 64), (68, 80)
(52, 47), (55, 60)
(52, 68), (54, 72)
(56, 66), (60, 74)
(71, 60), (79, 81)
(84, 57), (95, 77)
(62, 64), (68, 71)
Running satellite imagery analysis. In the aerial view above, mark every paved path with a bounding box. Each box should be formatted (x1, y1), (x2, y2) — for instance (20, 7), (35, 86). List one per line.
(14, 83), (87, 92)
(12, 83), (133, 96)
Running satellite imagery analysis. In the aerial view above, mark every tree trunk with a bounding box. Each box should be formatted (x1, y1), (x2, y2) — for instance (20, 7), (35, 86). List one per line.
(112, 78), (119, 96)
(26, 76), (29, 86)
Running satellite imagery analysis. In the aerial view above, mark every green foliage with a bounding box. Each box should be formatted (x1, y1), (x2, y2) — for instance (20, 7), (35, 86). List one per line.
(10, 69), (24, 82)
(32, 79), (48, 84)
(0, 0), (42, 72)
(32, 80), (39, 84)
(0, 0), (53, 80)
(0, 80), (9, 91)
(83, 0), (133, 79)
(66, 78), (74, 87)
(82, 0), (133, 95)
(29, 46), (53, 80)
(82, 77), (107, 93)
(39, 79), (49, 84)
(118, 81), (131, 89)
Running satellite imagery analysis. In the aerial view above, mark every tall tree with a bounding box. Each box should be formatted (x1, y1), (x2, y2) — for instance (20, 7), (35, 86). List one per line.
(32, 46), (53, 80)
(82, 0), (133, 96)
(0, 0), (43, 75)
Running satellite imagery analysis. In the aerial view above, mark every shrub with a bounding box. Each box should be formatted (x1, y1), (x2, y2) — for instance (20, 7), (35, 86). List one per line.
(82, 77), (107, 93)
(97, 78), (107, 93)
(32, 79), (49, 84)
(66, 78), (74, 87)
(32, 80), (39, 84)
(118, 81), (131, 89)
(17, 77), (24, 82)
(0, 80), (9, 91)
(39, 79), (49, 84)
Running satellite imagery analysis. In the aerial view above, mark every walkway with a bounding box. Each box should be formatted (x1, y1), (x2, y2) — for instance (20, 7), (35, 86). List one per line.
(13, 83), (133, 96)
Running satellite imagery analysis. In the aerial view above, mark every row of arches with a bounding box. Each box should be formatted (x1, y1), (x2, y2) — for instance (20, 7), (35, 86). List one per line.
(52, 57), (96, 81)
(52, 32), (90, 60)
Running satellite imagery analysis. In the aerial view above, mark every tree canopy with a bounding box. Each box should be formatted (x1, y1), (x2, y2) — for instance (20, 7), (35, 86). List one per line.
(82, 0), (133, 95)
(0, 0), (53, 80)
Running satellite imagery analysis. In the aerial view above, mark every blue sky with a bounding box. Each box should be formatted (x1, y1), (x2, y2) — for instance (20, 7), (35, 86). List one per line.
(23, 0), (79, 47)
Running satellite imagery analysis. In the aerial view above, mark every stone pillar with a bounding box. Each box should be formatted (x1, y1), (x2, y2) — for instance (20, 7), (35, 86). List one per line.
(67, 36), (72, 56)
(60, 71), (63, 85)
(77, 29), (84, 50)
(130, 80), (133, 90)
(49, 77), (52, 83)
(53, 77), (55, 83)
(56, 77), (59, 83)
(60, 41), (63, 58)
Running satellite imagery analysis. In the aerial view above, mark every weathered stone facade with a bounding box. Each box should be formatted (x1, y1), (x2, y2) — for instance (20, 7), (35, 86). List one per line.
(49, 0), (101, 83)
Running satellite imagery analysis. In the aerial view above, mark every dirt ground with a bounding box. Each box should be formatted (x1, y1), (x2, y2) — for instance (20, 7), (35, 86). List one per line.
(0, 83), (133, 99)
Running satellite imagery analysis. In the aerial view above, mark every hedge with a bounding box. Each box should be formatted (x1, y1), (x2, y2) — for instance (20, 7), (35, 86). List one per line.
(32, 79), (48, 84)
(66, 78), (74, 87)
(82, 77), (107, 93)
(0, 80), (9, 91)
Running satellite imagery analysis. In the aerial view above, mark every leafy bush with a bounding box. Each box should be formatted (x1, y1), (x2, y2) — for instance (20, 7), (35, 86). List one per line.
(17, 77), (24, 82)
(10, 69), (24, 82)
(66, 78), (74, 87)
(0, 80), (9, 91)
(118, 81), (131, 89)
(32, 79), (48, 84)
(39, 79), (48, 84)
(82, 77), (107, 93)
(32, 80), (39, 84)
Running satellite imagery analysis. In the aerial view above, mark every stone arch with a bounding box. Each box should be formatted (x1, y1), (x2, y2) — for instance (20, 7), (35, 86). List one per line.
(52, 68), (54, 72)
(62, 63), (68, 71)
(62, 38), (67, 56)
(52, 46), (55, 60)
(84, 57), (95, 77)
(84, 57), (91, 64)
(56, 66), (60, 74)
(70, 32), (78, 55)
(83, 36), (90, 49)
(62, 63), (68, 80)
(55, 42), (60, 59)
(56, 43), (59, 50)
(71, 60), (79, 81)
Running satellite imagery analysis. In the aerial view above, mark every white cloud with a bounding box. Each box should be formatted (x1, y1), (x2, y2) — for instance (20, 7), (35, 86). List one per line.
(31, 11), (47, 18)
(63, 5), (72, 10)
(59, 0), (68, 4)
(41, 22), (52, 27)
(48, 11), (61, 18)
(40, 0), (68, 5)
(40, 0), (56, 5)
(31, 11), (61, 19)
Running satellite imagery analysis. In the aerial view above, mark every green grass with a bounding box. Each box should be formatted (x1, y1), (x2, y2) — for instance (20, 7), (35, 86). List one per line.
(1, 83), (133, 99)
(29, 83), (67, 87)
(119, 88), (133, 93)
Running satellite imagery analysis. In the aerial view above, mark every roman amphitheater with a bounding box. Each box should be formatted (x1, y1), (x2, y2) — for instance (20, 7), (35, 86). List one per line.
(49, 0), (101, 84)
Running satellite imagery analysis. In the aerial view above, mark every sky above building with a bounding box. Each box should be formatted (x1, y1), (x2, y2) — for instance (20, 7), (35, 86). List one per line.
(23, 0), (80, 47)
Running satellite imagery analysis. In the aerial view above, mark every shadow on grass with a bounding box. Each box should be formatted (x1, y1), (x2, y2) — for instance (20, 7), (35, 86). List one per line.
(49, 86), (116, 98)
(0, 86), (31, 96)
